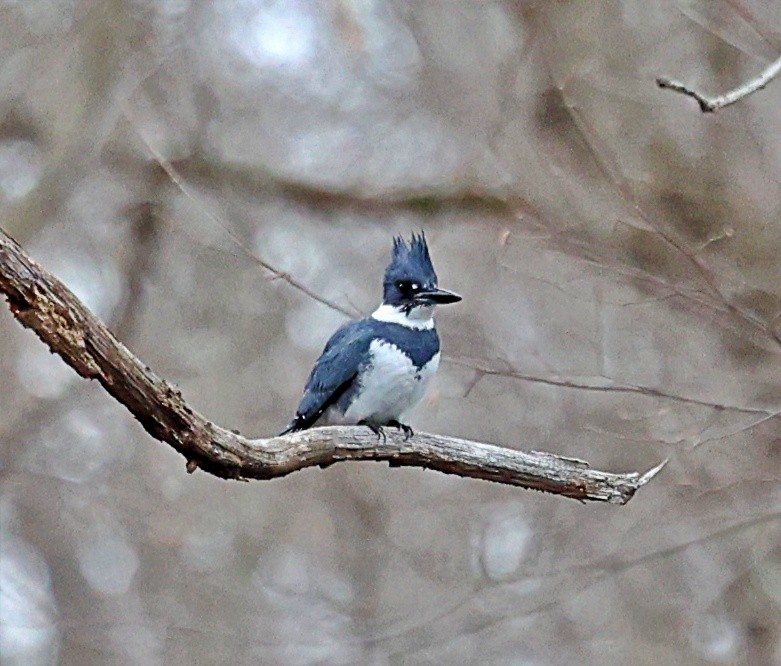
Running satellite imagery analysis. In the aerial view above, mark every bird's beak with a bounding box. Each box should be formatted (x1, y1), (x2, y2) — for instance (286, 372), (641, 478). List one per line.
(415, 287), (462, 305)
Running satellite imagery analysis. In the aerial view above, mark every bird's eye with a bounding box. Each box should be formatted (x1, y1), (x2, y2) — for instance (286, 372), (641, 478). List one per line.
(395, 280), (419, 293)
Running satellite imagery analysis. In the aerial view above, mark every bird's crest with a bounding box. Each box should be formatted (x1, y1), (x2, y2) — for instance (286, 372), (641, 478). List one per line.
(384, 232), (437, 288)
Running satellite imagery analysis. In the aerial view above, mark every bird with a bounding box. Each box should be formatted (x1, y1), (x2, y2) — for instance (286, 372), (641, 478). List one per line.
(280, 232), (461, 439)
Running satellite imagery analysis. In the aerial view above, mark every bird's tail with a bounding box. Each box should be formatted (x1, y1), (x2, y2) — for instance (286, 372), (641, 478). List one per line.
(278, 417), (304, 436)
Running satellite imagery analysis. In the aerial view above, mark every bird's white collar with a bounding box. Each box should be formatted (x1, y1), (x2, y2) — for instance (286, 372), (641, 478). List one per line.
(371, 303), (435, 330)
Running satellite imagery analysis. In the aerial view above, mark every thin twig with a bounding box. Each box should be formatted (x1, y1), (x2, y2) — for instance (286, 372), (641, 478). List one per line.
(447, 357), (772, 417)
(132, 127), (359, 319)
(657, 54), (781, 112)
(553, 96), (781, 349)
(0, 227), (664, 504)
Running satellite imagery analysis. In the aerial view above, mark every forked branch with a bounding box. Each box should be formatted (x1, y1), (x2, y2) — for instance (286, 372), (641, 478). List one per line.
(657, 54), (781, 112)
(0, 228), (664, 504)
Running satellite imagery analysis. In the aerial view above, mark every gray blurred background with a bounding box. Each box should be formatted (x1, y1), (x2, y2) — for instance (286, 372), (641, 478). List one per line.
(2, 1), (781, 664)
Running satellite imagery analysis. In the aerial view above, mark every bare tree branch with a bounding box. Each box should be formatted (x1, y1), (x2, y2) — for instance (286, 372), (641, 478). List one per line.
(657, 54), (781, 112)
(0, 227), (664, 504)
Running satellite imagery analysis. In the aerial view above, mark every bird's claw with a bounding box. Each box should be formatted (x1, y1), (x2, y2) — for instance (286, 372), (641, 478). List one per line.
(387, 420), (414, 440)
(359, 420), (387, 442)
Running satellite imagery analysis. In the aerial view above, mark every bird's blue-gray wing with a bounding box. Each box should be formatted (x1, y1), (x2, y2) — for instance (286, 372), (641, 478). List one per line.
(280, 322), (373, 434)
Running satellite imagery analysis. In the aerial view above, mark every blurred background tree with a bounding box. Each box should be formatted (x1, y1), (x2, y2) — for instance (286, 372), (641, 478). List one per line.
(1, 1), (780, 664)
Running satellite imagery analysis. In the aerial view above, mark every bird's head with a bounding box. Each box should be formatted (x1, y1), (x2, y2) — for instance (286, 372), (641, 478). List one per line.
(380, 232), (461, 322)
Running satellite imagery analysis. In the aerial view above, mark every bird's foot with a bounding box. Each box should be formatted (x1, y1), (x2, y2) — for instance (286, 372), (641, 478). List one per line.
(387, 420), (414, 440)
(359, 420), (386, 442)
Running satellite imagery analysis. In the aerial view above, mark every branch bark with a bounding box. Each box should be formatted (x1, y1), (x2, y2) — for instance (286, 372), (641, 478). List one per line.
(657, 54), (781, 112)
(0, 228), (664, 504)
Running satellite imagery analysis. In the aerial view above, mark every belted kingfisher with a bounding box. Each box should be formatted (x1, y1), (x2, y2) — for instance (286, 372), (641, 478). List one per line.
(281, 232), (461, 438)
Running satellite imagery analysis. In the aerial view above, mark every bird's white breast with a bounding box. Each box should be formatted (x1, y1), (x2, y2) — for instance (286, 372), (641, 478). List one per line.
(336, 340), (440, 425)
